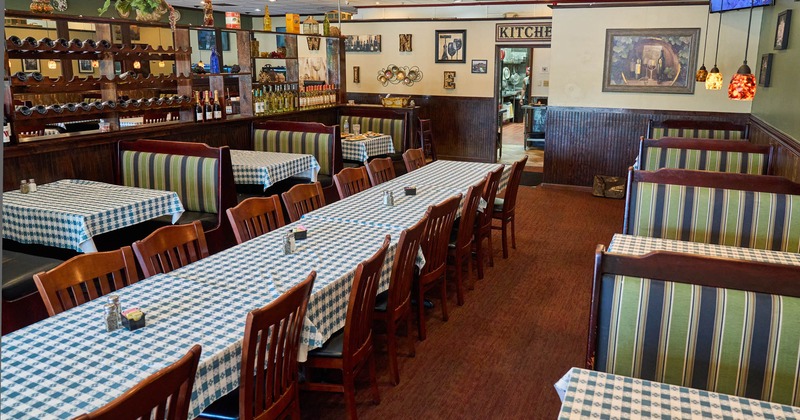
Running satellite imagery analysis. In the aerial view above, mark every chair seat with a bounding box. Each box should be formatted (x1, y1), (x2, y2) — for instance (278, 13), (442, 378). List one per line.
(153, 211), (218, 231)
(307, 329), (344, 358)
(374, 290), (389, 312)
(2, 251), (62, 301)
(493, 197), (504, 213)
(198, 387), (240, 420)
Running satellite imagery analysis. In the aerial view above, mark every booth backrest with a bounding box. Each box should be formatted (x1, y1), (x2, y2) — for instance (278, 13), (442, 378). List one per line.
(339, 108), (409, 153)
(624, 169), (800, 252)
(252, 121), (340, 177)
(638, 137), (772, 175)
(589, 249), (800, 406)
(647, 120), (749, 140)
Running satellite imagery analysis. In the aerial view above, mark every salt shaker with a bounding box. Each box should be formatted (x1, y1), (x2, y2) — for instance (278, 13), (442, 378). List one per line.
(283, 232), (296, 255)
(383, 190), (395, 207)
(104, 303), (120, 332)
(20, 179), (29, 194)
(27, 178), (37, 193)
(107, 294), (121, 322)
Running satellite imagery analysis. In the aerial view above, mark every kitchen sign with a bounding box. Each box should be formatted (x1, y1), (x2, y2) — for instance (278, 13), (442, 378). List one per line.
(495, 22), (552, 43)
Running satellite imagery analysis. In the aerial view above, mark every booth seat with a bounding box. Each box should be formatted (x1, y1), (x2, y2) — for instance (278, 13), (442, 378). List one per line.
(339, 107), (410, 162)
(647, 119), (750, 140)
(637, 137), (773, 175)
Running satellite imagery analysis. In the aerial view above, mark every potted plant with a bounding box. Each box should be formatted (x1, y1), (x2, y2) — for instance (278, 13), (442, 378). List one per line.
(98, 0), (174, 23)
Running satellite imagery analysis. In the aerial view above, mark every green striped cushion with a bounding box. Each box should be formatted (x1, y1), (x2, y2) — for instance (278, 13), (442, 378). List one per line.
(341, 116), (404, 152)
(253, 129), (332, 176)
(653, 128), (745, 140)
(596, 274), (800, 406)
(120, 150), (219, 213)
(630, 182), (800, 252)
(642, 147), (767, 175)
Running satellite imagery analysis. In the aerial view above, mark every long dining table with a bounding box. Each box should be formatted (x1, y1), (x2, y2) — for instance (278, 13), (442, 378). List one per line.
(0, 159), (508, 419)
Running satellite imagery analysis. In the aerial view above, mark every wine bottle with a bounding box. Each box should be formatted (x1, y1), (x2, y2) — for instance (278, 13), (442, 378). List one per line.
(78, 102), (92, 112)
(13, 72), (28, 82)
(47, 104), (64, 114)
(195, 91), (204, 122)
(83, 39), (98, 49)
(39, 37), (56, 48)
(8, 36), (24, 47)
(30, 72), (44, 82)
(71, 38), (83, 49)
(204, 91), (213, 121)
(225, 88), (233, 115)
(24, 37), (39, 48)
(104, 100), (117, 109)
(55, 38), (71, 49)
(34, 105), (47, 114)
(17, 106), (33, 116)
(64, 103), (78, 112)
(213, 90), (222, 120)
(97, 39), (112, 50)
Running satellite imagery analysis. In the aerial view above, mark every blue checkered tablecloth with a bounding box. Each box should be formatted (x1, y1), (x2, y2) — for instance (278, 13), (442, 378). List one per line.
(2, 179), (184, 252)
(556, 368), (800, 419)
(342, 134), (395, 162)
(609, 234), (800, 266)
(399, 160), (511, 192)
(230, 150), (320, 190)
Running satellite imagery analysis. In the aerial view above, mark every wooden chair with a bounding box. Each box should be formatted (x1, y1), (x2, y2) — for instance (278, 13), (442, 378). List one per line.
(281, 182), (326, 223)
(373, 216), (427, 385)
(448, 178), (486, 306)
(303, 236), (390, 420)
(132, 220), (210, 278)
(402, 148), (426, 173)
(365, 157), (396, 186)
(416, 195), (461, 341)
(474, 166), (504, 279)
(417, 118), (438, 162)
(226, 195), (285, 244)
(75, 344), (201, 420)
(493, 155), (527, 259)
(333, 167), (371, 199)
(33, 246), (139, 317)
(199, 272), (316, 420)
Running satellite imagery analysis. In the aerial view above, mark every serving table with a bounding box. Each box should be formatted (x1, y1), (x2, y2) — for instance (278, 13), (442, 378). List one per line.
(341, 133), (395, 162)
(2, 179), (184, 252)
(555, 367), (800, 419)
(229, 150), (320, 190)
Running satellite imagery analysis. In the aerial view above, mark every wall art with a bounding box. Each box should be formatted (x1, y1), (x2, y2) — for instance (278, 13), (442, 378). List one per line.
(471, 59), (487, 74)
(443, 71), (456, 89)
(435, 30), (466, 63)
(775, 10), (792, 50)
(759, 53), (773, 87)
(345, 35), (381, 52)
(399, 34), (412, 52)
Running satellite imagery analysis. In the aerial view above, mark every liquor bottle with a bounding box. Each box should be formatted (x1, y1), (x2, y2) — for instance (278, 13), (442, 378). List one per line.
(299, 86), (306, 109)
(225, 88), (233, 115)
(323, 15), (331, 37)
(293, 84), (300, 109)
(195, 91), (204, 122)
(204, 91), (213, 121)
(213, 90), (223, 120)
(253, 88), (263, 116)
(283, 84), (292, 112)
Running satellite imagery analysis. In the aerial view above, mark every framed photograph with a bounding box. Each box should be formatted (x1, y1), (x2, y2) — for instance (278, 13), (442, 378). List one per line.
(775, 10), (792, 50)
(78, 60), (94, 74)
(759, 53), (774, 87)
(602, 28), (700, 94)
(344, 35), (381, 52)
(443, 71), (456, 89)
(435, 30), (466, 63)
(197, 30), (230, 51)
(399, 34), (412, 52)
(22, 58), (39, 72)
(471, 59), (488, 74)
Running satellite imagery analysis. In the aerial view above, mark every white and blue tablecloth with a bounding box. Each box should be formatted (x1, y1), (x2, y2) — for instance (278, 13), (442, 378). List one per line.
(342, 134), (395, 162)
(609, 234), (800, 266)
(2, 179), (184, 252)
(230, 150), (320, 190)
(556, 368), (800, 419)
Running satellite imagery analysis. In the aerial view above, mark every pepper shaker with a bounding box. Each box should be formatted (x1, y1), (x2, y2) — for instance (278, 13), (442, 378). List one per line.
(20, 179), (29, 194)
(107, 294), (121, 324)
(283, 231), (296, 255)
(103, 303), (120, 332)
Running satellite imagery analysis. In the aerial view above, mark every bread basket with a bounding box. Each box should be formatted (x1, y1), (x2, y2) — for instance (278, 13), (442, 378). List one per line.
(381, 96), (410, 107)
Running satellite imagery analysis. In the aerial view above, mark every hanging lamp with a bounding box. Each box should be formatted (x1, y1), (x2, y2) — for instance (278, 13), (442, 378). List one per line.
(705, 13), (724, 90)
(728, 1), (757, 100)
(696, 11), (711, 81)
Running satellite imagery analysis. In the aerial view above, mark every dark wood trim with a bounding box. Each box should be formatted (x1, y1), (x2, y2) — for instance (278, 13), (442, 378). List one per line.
(639, 137), (774, 174)
(5, 10), (191, 30)
(647, 119), (750, 138)
(341, 16), (551, 23)
(749, 115), (800, 156)
(632, 168), (800, 193)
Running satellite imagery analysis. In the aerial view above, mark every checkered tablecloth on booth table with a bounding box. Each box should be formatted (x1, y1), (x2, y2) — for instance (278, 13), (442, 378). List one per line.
(555, 368), (800, 419)
(609, 234), (800, 266)
(2, 179), (184, 252)
(230, 150), (320, 190)
(0, 274), (277, 419)
(342, 134), (395, 162)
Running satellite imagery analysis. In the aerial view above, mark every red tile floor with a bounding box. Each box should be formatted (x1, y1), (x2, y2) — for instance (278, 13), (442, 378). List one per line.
(498, 122), (544, 172)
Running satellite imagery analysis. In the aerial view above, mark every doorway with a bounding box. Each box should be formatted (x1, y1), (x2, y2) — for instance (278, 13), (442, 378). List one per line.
(496, 46), (549, 180)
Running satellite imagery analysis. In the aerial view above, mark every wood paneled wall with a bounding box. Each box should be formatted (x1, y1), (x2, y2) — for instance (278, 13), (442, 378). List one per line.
(749, 115), (800, 183)
(347, 93), (497, 162)
(544, 107), (750, 186)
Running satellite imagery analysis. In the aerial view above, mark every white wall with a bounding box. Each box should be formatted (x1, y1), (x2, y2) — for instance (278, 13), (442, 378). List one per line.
(354, 4), (552, 20)
(550, 5), (761, 113)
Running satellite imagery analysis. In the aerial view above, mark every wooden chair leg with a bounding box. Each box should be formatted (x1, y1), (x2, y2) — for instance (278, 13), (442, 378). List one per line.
(369, 354), (380, 404)
(511, 214), (517, 250)
(501, 219), (509, 259)
(439, 277), (449, 322)
(343, 372), (358, 420)
(405, 314), (416, 357)
(386, 319), (400, 385)
(417, 286), (427, 341)
(290, 394), (302, 420)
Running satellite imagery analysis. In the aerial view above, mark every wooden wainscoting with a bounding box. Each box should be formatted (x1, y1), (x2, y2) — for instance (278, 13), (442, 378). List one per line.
(748, 116), (800, 183)
(347, 93), (497, 162)
(544, 107), (750, 186)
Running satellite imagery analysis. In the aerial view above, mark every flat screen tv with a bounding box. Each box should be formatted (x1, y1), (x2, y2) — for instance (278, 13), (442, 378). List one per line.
(710, 0), (772, 13)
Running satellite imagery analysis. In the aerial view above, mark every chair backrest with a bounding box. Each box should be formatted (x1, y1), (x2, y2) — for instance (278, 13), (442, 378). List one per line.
(420, 195), (462, 277)
(252, 121), (342, 177)
(386, 216), (428, 317)
(344, 236), (390, 365)
(75, 344), (202, 420)
(132, 221), (210, 278)
(477, 166), (504, 232)
(227, 195), (286, 245)
(333, 167), (371, 199)
(455, 178), (486, 251)
(417, 118), (437, 161)
(500, 155), (528, 213)
(638, 137), (772, 175)
(239, 272), (315, 420)
(33, 246), (140, 317)
(365, 157), (396, 186)
(281, 182), (326, 223)
(403, 148), (426, 173)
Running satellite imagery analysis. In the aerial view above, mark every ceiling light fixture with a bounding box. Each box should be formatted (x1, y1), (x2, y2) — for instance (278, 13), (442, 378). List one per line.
(705, 13), (723, 90)
(728, 1), (757, 100)
(696, 11), (710, 82)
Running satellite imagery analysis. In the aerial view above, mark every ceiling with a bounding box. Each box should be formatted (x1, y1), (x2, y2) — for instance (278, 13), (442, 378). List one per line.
(167, 0), (519, 16)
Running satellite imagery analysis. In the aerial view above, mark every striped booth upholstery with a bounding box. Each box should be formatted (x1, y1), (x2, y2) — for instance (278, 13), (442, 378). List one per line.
(638, 138), (772, 175)
(647, 120), (749, 140)
(340, 115), (404, 153)
(253, 129), (334, 176)
(120, 150), (220, 214)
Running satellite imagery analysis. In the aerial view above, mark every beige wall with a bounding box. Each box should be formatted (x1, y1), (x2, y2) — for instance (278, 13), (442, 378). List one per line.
(550, 5), (761, 113)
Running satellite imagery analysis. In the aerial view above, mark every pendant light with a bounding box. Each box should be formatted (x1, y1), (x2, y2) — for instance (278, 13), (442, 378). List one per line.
(133, 60), (142, 69)
(157, 29), (166, 68)
(48, 59), (58, 69)
(91, 60), (99, 68)
(728, 1), (757, 100)
(696, 11), (711, 81)
(705, 13), (724, 90)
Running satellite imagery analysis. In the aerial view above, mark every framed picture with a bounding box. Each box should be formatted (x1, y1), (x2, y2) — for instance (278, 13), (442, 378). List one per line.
(22, 58), (39, 72)
(775, 10), (792, 50)
(112, 25), (141, 43)
(197, 30), (230, 51)
(602, 28), (700, 94)
(345, 35), (381, 52)
(471, 59), (488, 74)
(399, 34), (412, 52)
(443, 71), (456, 89)
(759, 53), (774, 87)
(353, 66), (360, 83)
(435, 30), (466, 63)
(78, 60), (94, 74)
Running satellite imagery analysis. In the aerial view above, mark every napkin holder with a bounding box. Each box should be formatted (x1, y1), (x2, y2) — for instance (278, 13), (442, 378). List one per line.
(293, 229), (308, 240)
(404, 186), (417, 196)
(121, 313), (146, 331)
